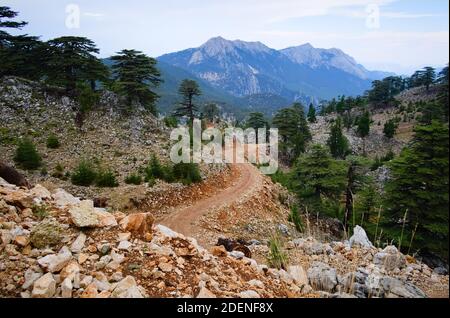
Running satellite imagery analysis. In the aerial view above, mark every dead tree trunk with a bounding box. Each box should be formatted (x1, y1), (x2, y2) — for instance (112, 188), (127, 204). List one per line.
(343, 164), (354, 232)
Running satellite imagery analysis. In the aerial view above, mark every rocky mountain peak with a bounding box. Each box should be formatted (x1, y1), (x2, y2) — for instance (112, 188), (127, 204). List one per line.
(158, 37), (395, 102)
(280, 44), (367, 78)
(199, 36), (272, 58)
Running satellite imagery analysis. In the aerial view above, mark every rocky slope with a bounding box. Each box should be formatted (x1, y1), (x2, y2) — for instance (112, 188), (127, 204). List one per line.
(309, 85), (440, 159)
(1, 178), (447, 298)
(0, 76), (229, 206)
(310, 113), (407, 159)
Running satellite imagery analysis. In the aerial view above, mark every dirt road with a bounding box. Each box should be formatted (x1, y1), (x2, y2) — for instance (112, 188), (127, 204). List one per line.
(160, 162), (262, 238)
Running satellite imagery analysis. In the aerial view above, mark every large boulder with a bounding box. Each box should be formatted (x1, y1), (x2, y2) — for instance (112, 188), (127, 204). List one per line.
(68, 200), (99, 227)
(30, 184), (51, 202)
(239, 290), (260, 298)
(37, 246), (72, 273)
(343, 267), (426, 298)
(0, 162), (31, 188)
(196, 287), (216, 298)
(111, 276), (144, 298)
(156, 224), (181, 239)
(31, 273), (56, 298)
(70, 232), (87, 253)
(119, 213), (154, 241)
(288, 265), (308, 287)
(307, 262), (338, 293)
(380, 277), (426, 298)
(95, 208), (118, 227)
(349, 226), (373, 248)
(68, 200), (117, 228)
(342, 268), (373, 298)
(1, 187), (34, 209)
(52, 188), (81, 208)
(22, 269), (43, 290)
(374, 246), (406, 271)
(30, 217), (64, 249)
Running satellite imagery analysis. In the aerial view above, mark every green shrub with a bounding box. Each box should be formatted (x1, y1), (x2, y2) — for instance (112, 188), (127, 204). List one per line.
(63, 171), (71, 181)
(173, 163), (202, 185)
(382, 150), (395, 162)
(146, 177), (156, 187)
(0, 127), (15, 145)
(78, 85), (100, 113)
(14, 139), (42, 170)
(383, 120), (398, 139)
(270, 170), (292, 189)
(267, 233), (288, 270)
(46, 134), (60, 149)
(71, 161), (97, 186)
(32, 204), (49, 220)
(145, 154), (164, 179)
(288, 205), (304, 233)
(371, 156), (382, 171)
(40, 167), (48, 176)
(145, 154), (174, 182)
(143, 155), (202, 185)
(125, 173), (142, 185)
(96, 169), (118, 187)
(52, 163), (64, 179)
(164, 116), (178, 128)
(371, 151), (395, 171)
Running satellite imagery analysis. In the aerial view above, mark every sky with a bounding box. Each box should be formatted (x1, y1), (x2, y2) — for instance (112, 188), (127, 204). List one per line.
(3, 0), (449, 75)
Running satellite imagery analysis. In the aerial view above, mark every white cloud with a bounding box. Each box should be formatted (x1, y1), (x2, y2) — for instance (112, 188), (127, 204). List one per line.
(83, 12), (105, 18)
(381, 11), (442, 19)
(333, 8), (442, 19)
(159, 0), (397, 23)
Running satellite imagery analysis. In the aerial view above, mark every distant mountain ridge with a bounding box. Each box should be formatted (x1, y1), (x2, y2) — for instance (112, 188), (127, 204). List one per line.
(158, 37), (394, 103)
(280, 43), (393, 81)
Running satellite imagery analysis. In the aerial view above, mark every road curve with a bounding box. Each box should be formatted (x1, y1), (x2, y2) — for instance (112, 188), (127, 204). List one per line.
(160, 162), (262, 238)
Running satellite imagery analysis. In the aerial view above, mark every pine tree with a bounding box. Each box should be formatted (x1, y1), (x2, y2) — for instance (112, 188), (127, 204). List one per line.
(307, 103), (316, 123)
(419, 102), (445, 124)
(336, 96), (347, 114)
(436, 65), (449, 122)
(342, 111), (353, 130)
(1, 35), (49, 79)
(246, 112), (268, 141)
(273, 103), (311, 162)
(0, 6), (49, 79)
(354, 180), (380, 225)
(272, 108), (293, 137)
(342, 156), (371, 230)
(367, 76), (405, 108)
(14, 139), (42, 170)
(327, 117), (350, 159)
(357, 110), (371, 155)
(46, 36), (109, 95)
(203, 103), (220, 123)
(292, 144), (347, 215)
(174, 79), (201, 124)
(111, 49), (161, 114)
(383, 119), (398, 139)
(384, 121), (449, 260)
(421, 67), (436, 92)
(0, 6), (26, 48)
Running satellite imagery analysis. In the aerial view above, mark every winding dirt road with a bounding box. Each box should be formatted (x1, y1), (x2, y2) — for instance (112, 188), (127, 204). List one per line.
(160, 162), (262, 238)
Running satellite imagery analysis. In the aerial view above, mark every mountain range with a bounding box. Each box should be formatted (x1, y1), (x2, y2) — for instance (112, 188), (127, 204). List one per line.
(154, 37), (394, 117)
